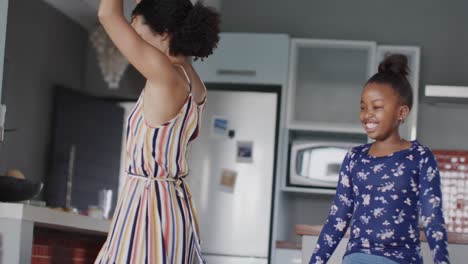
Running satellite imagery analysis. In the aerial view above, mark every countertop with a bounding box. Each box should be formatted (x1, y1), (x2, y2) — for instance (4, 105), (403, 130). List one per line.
(0, 202), (110, 234)
(295, 224), (468, 245)
(276, 240), (302, 250)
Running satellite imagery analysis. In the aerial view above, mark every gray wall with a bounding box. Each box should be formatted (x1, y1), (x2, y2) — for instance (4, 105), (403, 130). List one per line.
(221, 0), (468, 150)
(84, 43), (144, 99)
(0, 0), (144, 184)
(220, 0), (468, 241)
(0, 0), (87, 182)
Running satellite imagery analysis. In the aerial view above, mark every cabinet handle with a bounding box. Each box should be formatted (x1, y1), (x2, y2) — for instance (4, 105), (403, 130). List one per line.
(216, 69), (257, 76)
(66, 144), (76, 209)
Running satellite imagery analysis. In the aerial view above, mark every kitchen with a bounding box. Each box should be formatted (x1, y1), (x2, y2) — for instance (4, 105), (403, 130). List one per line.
(1, 0), (468, 263)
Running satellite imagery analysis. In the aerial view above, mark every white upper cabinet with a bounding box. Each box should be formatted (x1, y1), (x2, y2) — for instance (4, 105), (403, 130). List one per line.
(287, 39), (376, 134)
(193, 33), (290, 85)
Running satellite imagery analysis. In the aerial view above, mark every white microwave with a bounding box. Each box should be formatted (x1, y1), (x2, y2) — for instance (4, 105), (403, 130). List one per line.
(289, 141), (358, 188)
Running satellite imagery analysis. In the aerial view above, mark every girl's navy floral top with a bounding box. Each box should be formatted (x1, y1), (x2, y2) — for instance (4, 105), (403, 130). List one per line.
(309, 140), (449, 264)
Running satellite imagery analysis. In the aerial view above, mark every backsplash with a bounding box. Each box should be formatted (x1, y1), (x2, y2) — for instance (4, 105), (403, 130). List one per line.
(31, 227), (105, 264)
(434, 150), (468, 233)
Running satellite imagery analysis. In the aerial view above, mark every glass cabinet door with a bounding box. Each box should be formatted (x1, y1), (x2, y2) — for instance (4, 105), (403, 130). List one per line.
(287, 39), (376, 134)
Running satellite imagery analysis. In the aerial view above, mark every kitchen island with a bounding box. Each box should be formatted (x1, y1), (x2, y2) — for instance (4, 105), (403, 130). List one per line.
(296, 224), (468, 264)
(0, 202), (110, 264)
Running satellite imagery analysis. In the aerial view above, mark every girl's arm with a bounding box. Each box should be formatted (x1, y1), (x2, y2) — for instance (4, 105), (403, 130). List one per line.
(419, 150), (450, 264)
(309, 151), (355, 264)
(97, 0), (176, 86)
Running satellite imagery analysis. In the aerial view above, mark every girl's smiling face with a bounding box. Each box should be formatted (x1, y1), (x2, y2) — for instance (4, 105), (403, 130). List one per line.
(360, 82), (410, 140)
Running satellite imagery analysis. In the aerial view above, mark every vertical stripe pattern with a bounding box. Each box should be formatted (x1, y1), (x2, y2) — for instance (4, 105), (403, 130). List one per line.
(95, 89), (206, 264)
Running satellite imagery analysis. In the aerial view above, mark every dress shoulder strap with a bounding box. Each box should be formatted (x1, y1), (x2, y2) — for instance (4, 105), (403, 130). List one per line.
(173, 64), (192, 92)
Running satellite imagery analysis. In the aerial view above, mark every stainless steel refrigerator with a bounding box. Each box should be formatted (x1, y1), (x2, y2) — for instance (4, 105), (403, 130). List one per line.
(187, 89), (278, 264)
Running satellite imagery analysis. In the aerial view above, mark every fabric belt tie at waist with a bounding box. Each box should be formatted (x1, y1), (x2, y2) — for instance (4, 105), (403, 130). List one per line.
(126, 172), (189, 198)
(125, 171), (206, 263)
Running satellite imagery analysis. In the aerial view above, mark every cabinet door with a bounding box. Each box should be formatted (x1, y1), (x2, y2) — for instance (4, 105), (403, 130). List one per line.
(287, 39), (376, 134)
(193, 33), (290, 85)
(376, 46), (420, 140)
(46, 88), (123, 214)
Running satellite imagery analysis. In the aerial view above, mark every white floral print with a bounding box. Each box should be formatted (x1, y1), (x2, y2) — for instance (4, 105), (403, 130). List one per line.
(309, 142), (449, 264)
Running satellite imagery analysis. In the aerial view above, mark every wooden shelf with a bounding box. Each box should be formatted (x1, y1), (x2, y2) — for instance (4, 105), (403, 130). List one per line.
(295, 224), (468, 245)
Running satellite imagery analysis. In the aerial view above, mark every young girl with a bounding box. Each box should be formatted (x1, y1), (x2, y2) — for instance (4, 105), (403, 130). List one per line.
(309, 55), (450, 264)
(94, 0), (220, 263)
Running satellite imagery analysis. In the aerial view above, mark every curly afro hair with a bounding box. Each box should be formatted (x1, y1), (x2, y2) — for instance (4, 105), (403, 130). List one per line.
(132, 0), (221, 60)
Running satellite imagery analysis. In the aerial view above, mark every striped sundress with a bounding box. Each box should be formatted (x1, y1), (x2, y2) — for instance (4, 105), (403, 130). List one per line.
(95, 66), (206, 264)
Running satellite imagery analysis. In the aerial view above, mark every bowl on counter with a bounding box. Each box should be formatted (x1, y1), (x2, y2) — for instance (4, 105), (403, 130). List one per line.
(0, 176), (43, 202)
